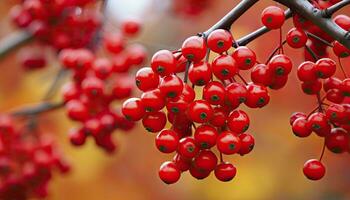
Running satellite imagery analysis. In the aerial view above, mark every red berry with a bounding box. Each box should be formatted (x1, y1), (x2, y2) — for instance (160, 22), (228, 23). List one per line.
(156, 129), (179, 153)
(292, 117), (312, 138)
(193, 150), (218, 171)
(225, 82), (247, 108)
(187, 100), (213, 123)
(215, 162), (237, 182)
(135, 67), (160, 92)
(216, 131), (241, 155)
(189, 165), (211, 180)
(245, 83), (270, 108)
(212, 55), (238, 80)
(303, 159), (326, 181)
(194, 125), (218, 149)
(308, 112), (331, 137)
(325, 128), (349, 153)
(203, 81), (226, 105)
(261, 6), (285, 30)
(188, 61), (212, 86)
(227, 110), (250, 133)
(159, 75), (184, 98)
(297, 61), (317, 82)
(178, 137), (199, 158)
(122, 98), (145, 121)
(66, 100), (88, 121)
(121, 19), (141, 36)
(286, 28), (307, 48)
(141, 89), (165, 112)
(290, 112), (307, 125)
(268, 54), (292, 76)
(332, 41), (350, 58)
(181, 36), (206, 62)
(142, 111), (166, 133)
(251, 64), (273, 86)
(301, 80), (322, 95)
(210, 107), (228, 127)
(173, 154), (191, 172)
(151, 50), (176, 76)
(238, 133), (255, 156)
(159, 161), (181, 184)
(232, 46), (256, 70)
(207, 29), (233, 54)
(315, 58), (336, 79)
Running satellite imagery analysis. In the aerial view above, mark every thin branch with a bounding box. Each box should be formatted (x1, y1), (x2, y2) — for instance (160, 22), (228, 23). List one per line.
(11, 101), (64, 117)
(274, 0), (350, 49)
(234, 9), (292, 47)
(305, 44), (319, 61)
(0, 31), (32, 59)
(306, 32), (333, 47)
(322, 0), (350, 18)
(265, 40), (287, 64)
(203, 0), (259, 36)
(42, 68), (68, 100)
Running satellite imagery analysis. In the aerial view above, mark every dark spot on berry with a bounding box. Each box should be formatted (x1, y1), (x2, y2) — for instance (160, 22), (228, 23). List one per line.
(159, 145), (167, 152)
(312, 124), (321, 130)
(145, 127), (153, 132)
(229, 143), (235, 150)
(245, 58), (252, 65)
(201, 142), (208, 149)
(257, 97), (265, 106)
(275, 67), (284, 76)
(239, 97), (246, 103)
(200, 112), (207, 120)
(266, 17), (273, 23)
(135, 79), (141, 87)
(340, 52), (349, 58)
(167, 92), (176, 98)
(157, 66), (165, 73)
(146, 107), (153, 112)
(221, 69), (229, 76)
(217, 40), (224, 48)
(243, 124), (249, 132)
(292, 36), (300, 43)
(187, 145), (194, 152)
(196, 79), (205, 86)
(186, 54), (194, 60)
(211, 95), (220, 102)
(332, 147), (342, 153)
(171, 107), (179, 113)
(331, 112), (337, 119)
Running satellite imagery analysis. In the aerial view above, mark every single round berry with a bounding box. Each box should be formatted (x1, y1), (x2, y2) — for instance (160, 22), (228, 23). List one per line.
(181, 36), (206, 62)
(207, 29), (233, 53)
(142, 111), (166, 133)
(188, 61), (212, 86)
(151, 50), (176, 76)
(159, 75), (184, 98)
(187, 100), (213, 123)
(202, 81), (226, 105)
(212, 55), (238, 80)
(135, 67), (160, 92)
(216, 131), (241, 155)
(261, 6), (285, 29)
(303, 159), (326, 181)
(122, 98), (145, 121)
(158, 161), (181, 184)
(215, 162), (237, 182)
(193, 150), (218, 171)
(194, 125), (218, 149)
(232, 46), (256, 70)
(178, 137), (199, 158)
(155, 129), (179, 153)
(227, 110), (250, 134)
(286, 28), (307, 48)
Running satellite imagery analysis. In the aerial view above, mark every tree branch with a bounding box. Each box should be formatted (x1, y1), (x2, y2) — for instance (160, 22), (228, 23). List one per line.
(203, 0), (259, 36)
(274, 0), (350, 49)
(0, 31), (32, 59)
(11, 101), (64, 117)
(322, 0), (350, 18)
(234, 9), (292, 47)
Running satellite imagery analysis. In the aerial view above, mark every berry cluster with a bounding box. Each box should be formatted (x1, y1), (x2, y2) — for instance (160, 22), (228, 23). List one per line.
(10, 0), (101, 70)
(291, 1), (350, 60)
(122, 19), (297, 183)
(59, 20), (146, 153)
(0, 115), (69, 200)
(286, 0), (350, 181)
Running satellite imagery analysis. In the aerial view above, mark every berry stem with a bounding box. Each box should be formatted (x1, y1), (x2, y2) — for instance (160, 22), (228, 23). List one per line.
(274, 0), (350, 49)
(338, 57), (348, 78)
(304, 45), (319, 62)
(316, 92), (324, 112)
(42, 68), (68, 101)
(0, 31), (32, 59)
(220, 152), (224, 163)
(265, 40), (287, 64)
(184, 60), (191, 83)
(279, 28), (284, 54)
(321, 0), (350, 18)
(203, 0), (259, 36)
(233, 9), (292, 47)
(306, 32), (333, 47)
(236, 73), (248, 85)
(10, 101), (64, 117)
(319, 139), (326, 161)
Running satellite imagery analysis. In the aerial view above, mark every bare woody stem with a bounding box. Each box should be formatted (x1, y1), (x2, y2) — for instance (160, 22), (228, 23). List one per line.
(234, 9), (292, 47)
(11, 101), (64, 117)
(321, 0), (350, 18)
(203, 0), (259, 36)
(0, 31), (32, 59)
(275, 0), (350, 49)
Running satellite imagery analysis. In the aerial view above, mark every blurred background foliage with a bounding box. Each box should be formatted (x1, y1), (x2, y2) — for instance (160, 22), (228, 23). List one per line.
(0, 0), (350, 199)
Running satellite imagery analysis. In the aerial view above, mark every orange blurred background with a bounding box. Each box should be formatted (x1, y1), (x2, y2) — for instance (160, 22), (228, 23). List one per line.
(1, 0), (350, 199)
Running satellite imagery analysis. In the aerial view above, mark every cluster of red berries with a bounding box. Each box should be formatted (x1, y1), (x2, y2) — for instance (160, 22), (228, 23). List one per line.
(290, 59), (350, 181)
(59, 20), (146, 153)
(0, 115), (69, 200)
(284, 0), (350, 181)
(10, 0), (101, 70)
(172, 0), (212, 16)
(121, 20), (297, 183)
(290, 1), (350, 60)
